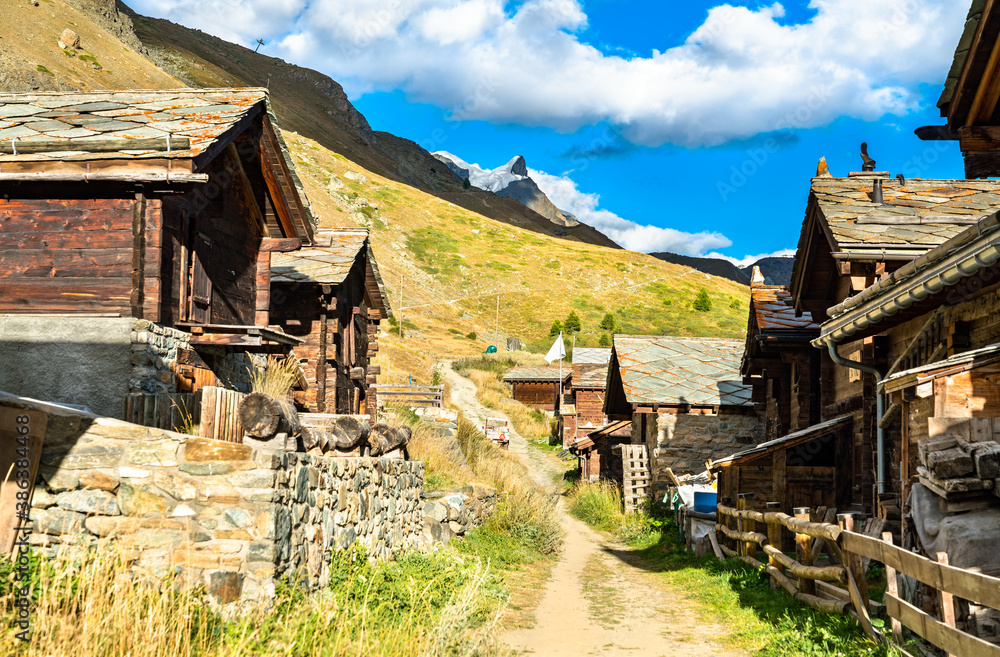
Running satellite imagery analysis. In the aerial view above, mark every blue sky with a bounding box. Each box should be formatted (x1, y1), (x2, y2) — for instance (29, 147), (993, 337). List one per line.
(129, 0), (971, 264)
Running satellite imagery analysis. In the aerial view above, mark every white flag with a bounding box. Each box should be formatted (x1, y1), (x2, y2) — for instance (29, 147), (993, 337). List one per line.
(545, 331), (566, 363)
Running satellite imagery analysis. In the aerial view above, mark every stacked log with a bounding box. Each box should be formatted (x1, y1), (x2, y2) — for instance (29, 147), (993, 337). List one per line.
(239, 396), (411, 458)
(368, 424), (411, 457)
(239, 392), (301, 439)
(301, 415), (371, 455)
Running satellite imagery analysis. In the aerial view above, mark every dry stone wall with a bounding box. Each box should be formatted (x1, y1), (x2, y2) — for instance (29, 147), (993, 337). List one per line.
(5, 392), (424, 604)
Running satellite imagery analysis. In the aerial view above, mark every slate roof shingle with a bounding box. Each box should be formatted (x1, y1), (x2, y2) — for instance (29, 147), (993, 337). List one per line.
(572, 348), (611, 365)
(0, 88), (266, 161)
(751, 284), (819, 332)
(813, 177), (1000, 252)
(271, 230), (368, 285)
(503, 367), (571, 383)
(612, 336), (752, 407)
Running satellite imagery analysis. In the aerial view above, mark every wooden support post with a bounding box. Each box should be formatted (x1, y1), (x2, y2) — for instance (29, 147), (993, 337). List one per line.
(255, 249), (271, 327)
(741, 493), (757, 560)
(937, 552), (958, 657)
(838, 513), (869, 607)
(766, 501), (783, 588)
(317, 309), (328, 413)
(794, 506), (816, 595)
(882, 532), (903, 644)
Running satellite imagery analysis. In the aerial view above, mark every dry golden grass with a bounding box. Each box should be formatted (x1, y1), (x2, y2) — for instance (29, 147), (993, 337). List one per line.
(250, 355), (300, 399)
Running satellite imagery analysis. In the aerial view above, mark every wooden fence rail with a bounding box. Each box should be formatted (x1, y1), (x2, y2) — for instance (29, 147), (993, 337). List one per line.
(373, 385), (444, 408)
(714, 500), (1000, 657)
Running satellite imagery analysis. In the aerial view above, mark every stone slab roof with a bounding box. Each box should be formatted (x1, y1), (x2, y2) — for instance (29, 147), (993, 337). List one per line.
(271, 230), (368, 284)
(751, 284), (818, 332)
(938, 0), (987, 110)
(812, 177), (1000, 252)
(572, 348), (611, 365)
(711, 415), (852, 467)
(0, 88), (266, 161)
(612, 336), (751, 407)
(573, 363), (609, 388)
(503, 367), (571, 383)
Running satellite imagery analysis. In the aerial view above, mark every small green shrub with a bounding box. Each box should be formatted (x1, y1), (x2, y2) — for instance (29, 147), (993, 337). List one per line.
(466, 331), (477, 340)
(693, 288), (712, 312)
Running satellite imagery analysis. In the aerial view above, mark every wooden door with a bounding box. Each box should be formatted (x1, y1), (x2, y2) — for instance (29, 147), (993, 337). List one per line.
(188, 232), (213, 324)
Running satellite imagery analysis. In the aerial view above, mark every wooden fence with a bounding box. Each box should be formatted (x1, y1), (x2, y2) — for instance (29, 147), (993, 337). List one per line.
(373, 384), (444, 409)
(714, 497), (1000, 656)
(198, 386), (246, 443)
(122, 393), (200, 433)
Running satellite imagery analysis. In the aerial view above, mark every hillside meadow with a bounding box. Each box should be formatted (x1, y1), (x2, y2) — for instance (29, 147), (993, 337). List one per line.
(284, 133), (751, 382)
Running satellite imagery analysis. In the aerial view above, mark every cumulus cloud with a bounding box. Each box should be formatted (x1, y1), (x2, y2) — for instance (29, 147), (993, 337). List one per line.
(129, 0), (966, 147)
(528, 168), (731, 255)
(704, 249), (797, 268)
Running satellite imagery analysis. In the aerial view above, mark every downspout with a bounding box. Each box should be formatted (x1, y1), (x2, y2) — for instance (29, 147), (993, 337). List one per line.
(825, 343), (886, 497)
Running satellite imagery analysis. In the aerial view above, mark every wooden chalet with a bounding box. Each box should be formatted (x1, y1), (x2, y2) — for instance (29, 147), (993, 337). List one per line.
(928, 0), (1000, 178)
(814, 210), (1000, 548)
(569, 419), (631, 483)
(742, 266), (821, 441)
(502, 367), (570, 412)
(559, 347), (611, 448)
(0, 88), (314, 417)
(604, 335), (759, 497)
(269, 229), (391, 416)
(787, 164), (1000, 513)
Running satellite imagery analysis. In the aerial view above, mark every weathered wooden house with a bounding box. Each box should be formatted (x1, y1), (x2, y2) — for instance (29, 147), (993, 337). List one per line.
(742, 266), (821, 441)
(502, 367), (569, 412)
(269, 228), (391, 416)
(604, 336), (759, 497)
(786, 167), (1000, 513)
(928, 0), (1000, 178)
(559, 347), (611, 448)
(0, 88), (314, 418)
(813, 209), (1000, 550)
(569, 418), (631, 482)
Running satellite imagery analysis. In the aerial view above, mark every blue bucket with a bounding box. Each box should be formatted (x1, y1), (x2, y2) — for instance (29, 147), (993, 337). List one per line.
(693, 491), (718, 514)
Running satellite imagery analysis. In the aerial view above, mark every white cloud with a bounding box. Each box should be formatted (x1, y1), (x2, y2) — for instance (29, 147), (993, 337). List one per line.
(528, 168), (731, 255)
(704, 249), (796, 268)
(126, 0), (966, 146)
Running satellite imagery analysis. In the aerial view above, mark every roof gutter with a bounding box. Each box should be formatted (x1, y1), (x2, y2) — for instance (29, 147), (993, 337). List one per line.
(825, 343), (887, 496)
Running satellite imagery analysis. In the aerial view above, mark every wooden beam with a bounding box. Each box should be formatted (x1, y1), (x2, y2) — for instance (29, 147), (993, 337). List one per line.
(225, 143), (267, 235)
(255, 250), (270, 327)
(963, 150), (1000, 179)
(0, 137), (190, 154)
(259, 238), (301, 252)
(948, 0), (1000, 126)
(959, 125), (1000, 152)
(130, 193), (146, 319)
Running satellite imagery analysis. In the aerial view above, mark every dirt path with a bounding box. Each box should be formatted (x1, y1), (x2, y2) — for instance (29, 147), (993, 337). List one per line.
(443, 364), (744, 657)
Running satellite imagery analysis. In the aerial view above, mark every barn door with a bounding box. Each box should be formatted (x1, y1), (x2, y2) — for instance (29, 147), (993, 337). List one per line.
(187, 232), (213, 324)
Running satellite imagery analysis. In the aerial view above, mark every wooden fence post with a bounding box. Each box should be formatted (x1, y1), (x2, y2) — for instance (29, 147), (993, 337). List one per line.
(741, 493), (756, 560)
(766, 501), (782, 588)
(794, 506), (816, 595)
(720, 497), (732, 554)
(838, 513), (869, 603)
(882, 532), (903, 644)
(937, 552), (958, 657)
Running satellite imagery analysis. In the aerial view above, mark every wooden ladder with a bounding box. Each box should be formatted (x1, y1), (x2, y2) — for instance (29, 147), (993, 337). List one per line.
(621, 444), (651, 513)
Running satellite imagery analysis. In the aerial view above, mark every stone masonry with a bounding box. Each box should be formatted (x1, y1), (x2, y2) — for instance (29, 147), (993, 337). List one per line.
(130, 320), (256, 395)
(636, 410), (760, 496)
(6, 392), (424, 604)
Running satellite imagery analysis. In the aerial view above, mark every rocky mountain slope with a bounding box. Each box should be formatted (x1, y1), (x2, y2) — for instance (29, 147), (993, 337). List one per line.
(650, 252), (795, 286)
(433, 152), (578, 228)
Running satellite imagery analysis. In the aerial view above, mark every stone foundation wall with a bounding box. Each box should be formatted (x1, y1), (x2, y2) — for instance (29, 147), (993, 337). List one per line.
(636, 409), (760, 496)
(130, 320), (255, 396)
(5, 392), (424, 604)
